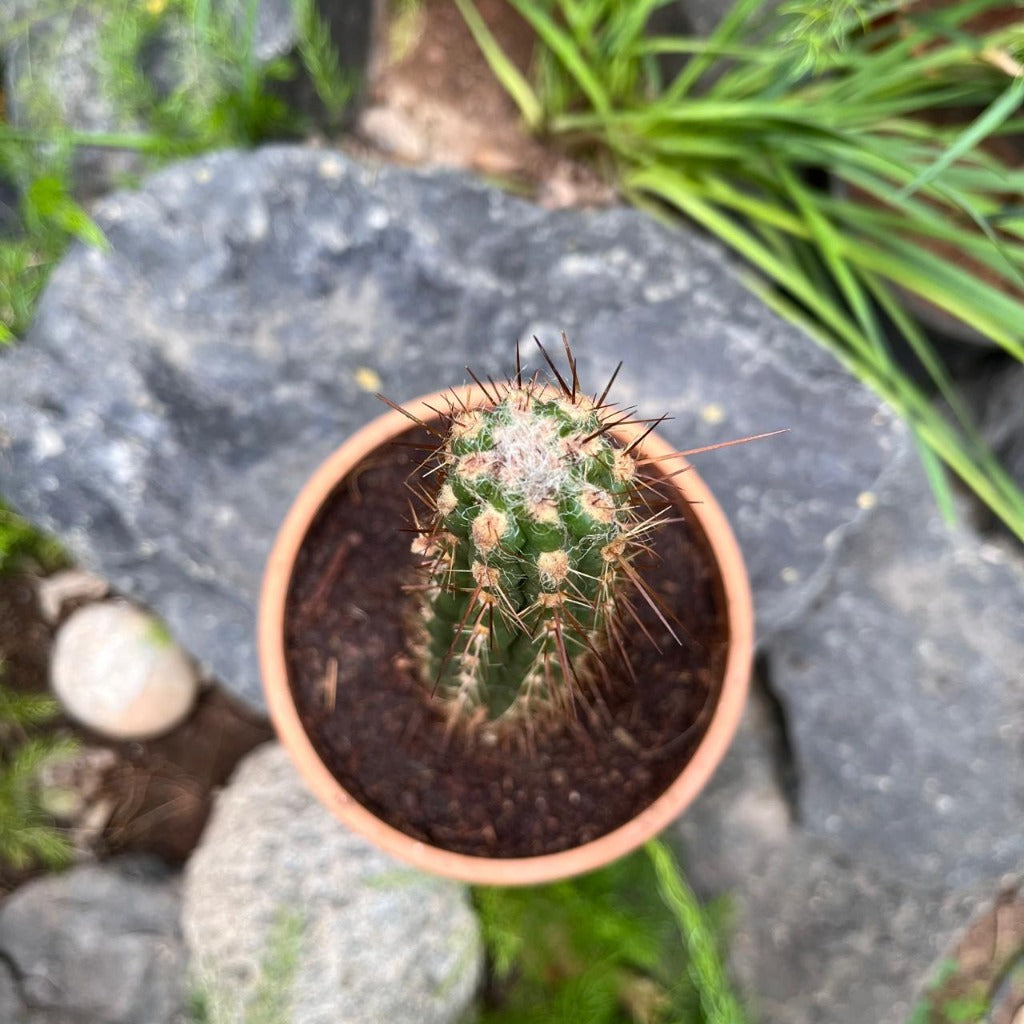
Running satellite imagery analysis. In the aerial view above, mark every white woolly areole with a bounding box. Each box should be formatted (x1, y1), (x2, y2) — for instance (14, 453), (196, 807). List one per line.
(489, 410), (574, 504)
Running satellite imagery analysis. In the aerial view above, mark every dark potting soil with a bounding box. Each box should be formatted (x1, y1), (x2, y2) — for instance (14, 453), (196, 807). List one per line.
(284, 428), (729, 858)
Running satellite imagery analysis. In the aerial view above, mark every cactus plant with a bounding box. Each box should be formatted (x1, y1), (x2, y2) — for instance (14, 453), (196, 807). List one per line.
(403, 343), (674, 729)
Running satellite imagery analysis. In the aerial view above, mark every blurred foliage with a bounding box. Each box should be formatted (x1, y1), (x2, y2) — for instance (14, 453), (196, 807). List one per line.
(0, 674), (75, 872)
(0, 501), (65, 576)
(474, 840), (745, 1024)
(0, 138), (105, 342)
(0, 0), (355, 341)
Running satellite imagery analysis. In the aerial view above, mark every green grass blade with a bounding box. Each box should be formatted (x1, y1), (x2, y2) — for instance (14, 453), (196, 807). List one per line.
(664, 0), (765, 101)
(748, 278), (1024, 540)
(899, 75), (1024, 198)
(646, 840), (746, 1024)
(771, 156), (886, 353)
(911, 432), (958, 526)
(847, 234), (1024, 358)
(506, 0), (611, 116)
(865, 273), (1024, 518)
(453, 0), (543, 130)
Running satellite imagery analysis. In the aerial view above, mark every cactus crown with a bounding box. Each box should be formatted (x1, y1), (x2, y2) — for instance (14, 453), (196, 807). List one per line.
(408, 346), (666, 729)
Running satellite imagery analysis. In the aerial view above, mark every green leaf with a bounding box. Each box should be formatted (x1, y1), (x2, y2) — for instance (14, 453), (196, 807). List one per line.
(899, 75), (1024, 199)
(24, 176), (108, 250)
(505, 0), (611, 117)
(453, 0), (543, 129)
(646, 840), (747, 1024)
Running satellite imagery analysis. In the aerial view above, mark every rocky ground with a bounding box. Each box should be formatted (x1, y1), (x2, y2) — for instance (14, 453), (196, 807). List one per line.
(0, 2), (1022, 1023)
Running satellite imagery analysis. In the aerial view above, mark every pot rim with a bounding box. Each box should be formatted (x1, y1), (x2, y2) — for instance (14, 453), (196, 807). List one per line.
(259, 385), (753, 885)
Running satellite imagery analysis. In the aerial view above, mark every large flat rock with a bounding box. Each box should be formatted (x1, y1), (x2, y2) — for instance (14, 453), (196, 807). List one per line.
(0, 146), (905, 707)
(675, 448), (1024, 1024)
(769, 453), (1024, 890)
(674, 688), (984, 1024)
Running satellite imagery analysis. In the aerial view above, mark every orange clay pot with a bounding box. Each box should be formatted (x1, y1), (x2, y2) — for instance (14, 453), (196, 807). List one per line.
(259, 385), (753, 885)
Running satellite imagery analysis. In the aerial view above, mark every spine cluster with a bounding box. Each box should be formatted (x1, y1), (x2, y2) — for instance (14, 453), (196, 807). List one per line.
(410, 368), (651, 727)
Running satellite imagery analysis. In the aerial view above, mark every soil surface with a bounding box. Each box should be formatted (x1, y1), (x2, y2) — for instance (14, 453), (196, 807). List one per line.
(352, 0), (616, 208)
(284, 426), (729, 859)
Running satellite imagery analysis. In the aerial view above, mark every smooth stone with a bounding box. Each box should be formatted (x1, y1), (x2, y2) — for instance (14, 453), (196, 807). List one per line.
(0, 858), (187, 1024)
(183, 743), (483, 1024)
(0, 146), (909, 707)
(50, 601), (198, 740)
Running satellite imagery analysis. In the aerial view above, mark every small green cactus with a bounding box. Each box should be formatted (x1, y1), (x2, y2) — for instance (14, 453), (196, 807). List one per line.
(407, 344), (666, 728)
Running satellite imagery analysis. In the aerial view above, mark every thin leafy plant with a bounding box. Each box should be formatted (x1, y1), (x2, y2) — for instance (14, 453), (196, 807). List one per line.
(456, 0), (1024, 541)
(1, 0), (355, 341)
(474, 838), (745, 1024)
(0, 136), (107, 342)
(0, 500), (64, 575)
(0, 671), (76, 873)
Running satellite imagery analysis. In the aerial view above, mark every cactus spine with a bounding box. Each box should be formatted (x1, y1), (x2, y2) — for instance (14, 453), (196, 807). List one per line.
(411, 360), (652, 727)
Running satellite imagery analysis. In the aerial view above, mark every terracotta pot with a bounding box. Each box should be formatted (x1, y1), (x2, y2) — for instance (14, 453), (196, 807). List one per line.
(259, 386), (753, 885)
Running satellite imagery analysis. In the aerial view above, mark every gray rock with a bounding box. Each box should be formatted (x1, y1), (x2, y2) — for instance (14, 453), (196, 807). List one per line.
(768, 452), (1024, 890)
(0, 858), (187, 1024)
(0, 960), (27, 1024)
(0, 146), (907, 706)
(675, 688), (980, 1024)
(183, 743), (482, 1024)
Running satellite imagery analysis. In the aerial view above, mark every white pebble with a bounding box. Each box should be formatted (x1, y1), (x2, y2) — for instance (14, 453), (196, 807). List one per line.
(51, 602), (198, 740)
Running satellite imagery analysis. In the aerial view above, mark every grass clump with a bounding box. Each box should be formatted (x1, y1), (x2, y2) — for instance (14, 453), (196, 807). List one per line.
(474, 839), (745, 1024)
(0, 673), (75, 873)
(458, 0), (1024, 542)
(0, 501), (65, 576)
(0, 137), (106, 342)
